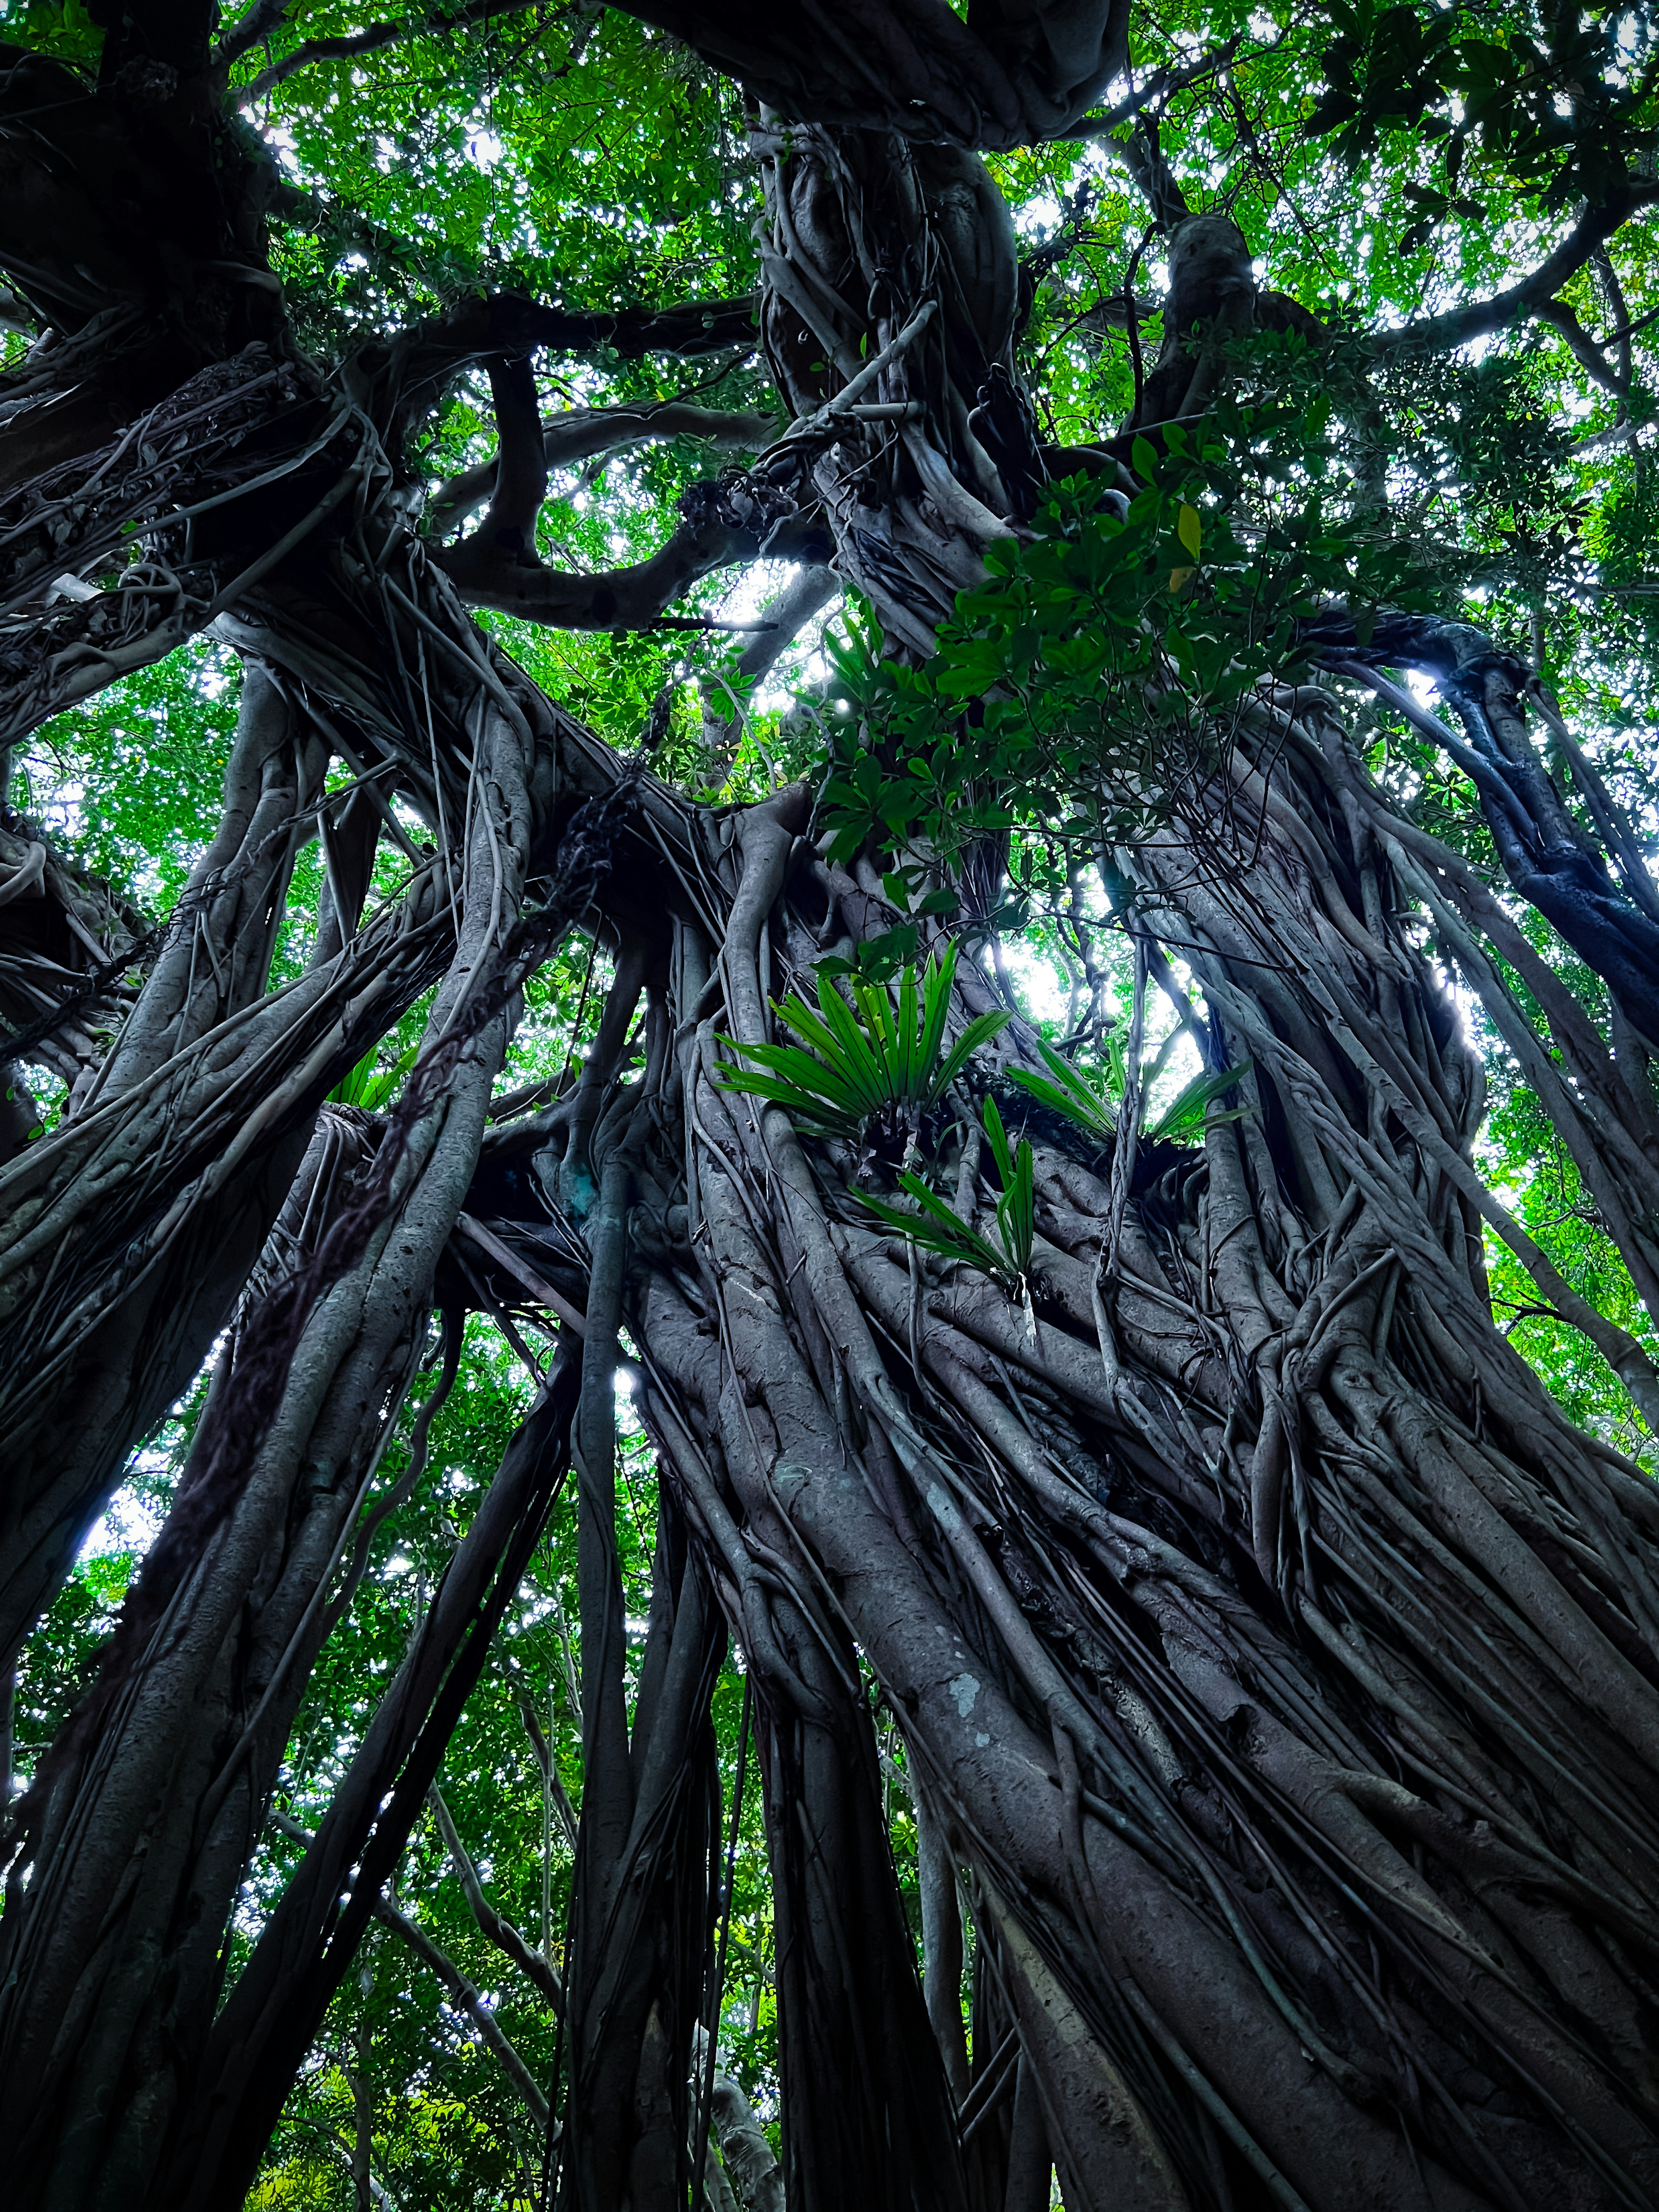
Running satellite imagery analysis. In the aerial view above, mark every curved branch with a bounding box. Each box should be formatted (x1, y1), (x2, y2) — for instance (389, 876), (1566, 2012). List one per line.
(215, 0), (292, 69)
(1370, 191), (1648, 358)
(1059, 38), (1242, 141)
(428, 1783), (565, 2014)
(429, 399), (778, 541)
(269, 1809), (552, 2128)
(380, 292), (760, 445)
(1310, 608), (1659, 1052)
(439, 475), (830, 630)
(473, 354), (547, 561)
(1118, 113), (1193, 233)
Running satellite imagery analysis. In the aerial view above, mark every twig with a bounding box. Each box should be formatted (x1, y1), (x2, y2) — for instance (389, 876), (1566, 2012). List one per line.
(233, 0), (541, 104)
(428, 1783), (565, 2013)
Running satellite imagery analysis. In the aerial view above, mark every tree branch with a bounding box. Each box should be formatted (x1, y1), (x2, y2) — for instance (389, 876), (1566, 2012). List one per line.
(1060, 39), (1242, 143)
(429, 400), (778, 541)
(700, 563), (838, 771)
(270, 1808), (553, 2129)
(215, 0), (292, 70)
(232, 0), (541, 104)
(1117, 114), (1192, 235)
(1538, 298), (1627, 395)
(474, 354), (548, 561)
(438, 474), (830, 629)
(606, 0), (1130, 150)
(515, 1686), (582, 1851)
(1370, 191), (1647, 357)
(427, 1783), (565, 2014)
(382, 294), (760, 445)
(483, 291), (760, 362)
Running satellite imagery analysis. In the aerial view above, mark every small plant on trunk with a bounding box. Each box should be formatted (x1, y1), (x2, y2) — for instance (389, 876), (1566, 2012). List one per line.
(715, 941), (1010, 1154)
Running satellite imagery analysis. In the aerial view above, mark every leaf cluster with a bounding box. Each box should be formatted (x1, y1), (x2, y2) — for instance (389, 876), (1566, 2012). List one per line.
(819, 410), (1433, 870)
(327, 1040), (419, 1113)
(1306, 0), (1659, 215)
(857, 1095), (1036, 1294)
(1007, 1033), (1253, 1148)
(715, 943), (1010, 1145)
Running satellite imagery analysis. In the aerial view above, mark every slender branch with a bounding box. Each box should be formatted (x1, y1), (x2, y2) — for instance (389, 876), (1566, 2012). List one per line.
(699, 564), (838, 772)
(1117, 114), (1193, 233)
(428, 1783), (565, 2013)
(1060, 38), (1243, 141)
(775, 299), (939, 446)
(270, 1808), (553, 2127)
(515, 1687), (581, 1852)
(233, 0), (541, 104)
(1595, 299), (1659, 349)
(457, 1212), (589, 1336)
(1593, 245), (1634, 408)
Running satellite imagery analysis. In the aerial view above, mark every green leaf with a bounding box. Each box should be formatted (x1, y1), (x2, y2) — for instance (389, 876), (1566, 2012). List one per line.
(713, 946), (1008, 1141)
(1005, 1037), (1116, 1142)
(932, 1008), (1013, 1101)
(1146, 1061), (1255, 1144)
(328, 1039), (419, 1111)
(855, 1174), (1014, 1284)
(1176, 502), (1203, 561)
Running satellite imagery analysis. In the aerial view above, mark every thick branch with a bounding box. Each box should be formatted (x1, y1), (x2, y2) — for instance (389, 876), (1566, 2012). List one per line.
(1308, 606), (1659, 1051)
(381, 293), (760, 451)
(474, 355), (547, 561)
(700, 563), (838, 770)
(1371, 191), (1646, 357)
(607, 0), (1130, 149)
(468, 291), (759, 365)
(439, 474), (829, 629)
(1119, 113), (1193, 232)
(430, 400), (777, 540)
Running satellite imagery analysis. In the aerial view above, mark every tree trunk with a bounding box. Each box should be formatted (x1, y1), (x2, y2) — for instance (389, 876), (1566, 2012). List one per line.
(3, 10), (1659, 2210)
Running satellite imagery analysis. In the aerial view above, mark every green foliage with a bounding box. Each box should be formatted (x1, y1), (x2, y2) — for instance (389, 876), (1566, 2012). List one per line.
(818, 417), (1433, 870)
(715, 943), (1011, 1143)
(857, 1094), (1037, 1294)
(1305, 1), (1658, 215)
(1006, 1032), (1254, 1147)
(326, 1040), (418, 1112)
(1147, 1061), (1257, 1145)
(17, 639), (237, 915)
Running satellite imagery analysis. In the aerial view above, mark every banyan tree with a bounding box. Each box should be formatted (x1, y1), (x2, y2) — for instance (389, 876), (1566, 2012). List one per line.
(2, 1), (1659, 2206)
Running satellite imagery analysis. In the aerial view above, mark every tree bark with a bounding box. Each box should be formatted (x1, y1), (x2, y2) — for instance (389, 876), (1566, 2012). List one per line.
(3, 13), (1659, 2210)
